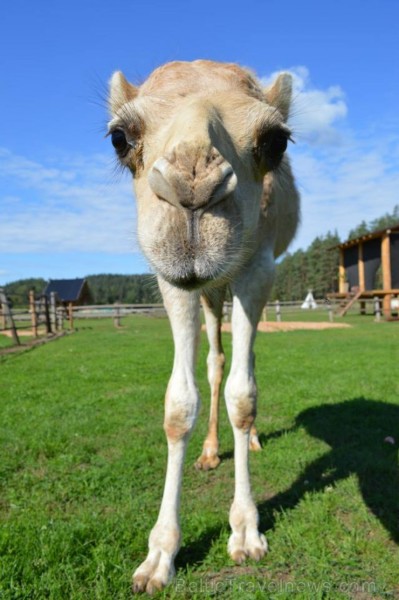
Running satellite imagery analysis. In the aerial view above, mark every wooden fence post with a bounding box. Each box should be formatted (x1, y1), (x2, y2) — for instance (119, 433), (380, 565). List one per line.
(68, 302), (74, 330)
(0, 288), (20, 345)
(42, 295), (52, 334)
(262, 304), (267, 322)
(113, 302), (121, 328)
(328, 304), (334, 322)
(374, 297), (381, 322)
(223, 301), (230, 323)
(275, 300), (281, 322)
(29, 290), (38, 337)
(0, 301), (5, 331)
(56, 307), (64, 331)
(50, 292), (57, 332)
(324, 298), (333, 322)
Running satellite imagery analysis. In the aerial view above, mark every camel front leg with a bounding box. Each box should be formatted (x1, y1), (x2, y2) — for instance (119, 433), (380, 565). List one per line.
(132, 281), (200, 594)
(225, 256), (274, 563)
(195, 289), (226, 470)
(195, 288), (260, 469)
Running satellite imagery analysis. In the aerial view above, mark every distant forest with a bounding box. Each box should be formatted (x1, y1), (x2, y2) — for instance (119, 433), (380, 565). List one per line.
(3, 206), (398, 305)
(3, 274), (160, 307)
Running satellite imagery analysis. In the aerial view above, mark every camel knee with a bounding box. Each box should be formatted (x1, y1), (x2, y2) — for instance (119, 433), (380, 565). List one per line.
(164, 385), (199, 442)
(164, 411), (197, 442)
(227, 396), (256, 430)
(225, 378), (257, 431)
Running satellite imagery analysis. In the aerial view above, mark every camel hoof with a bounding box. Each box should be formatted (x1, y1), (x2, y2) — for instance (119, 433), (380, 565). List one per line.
(249, 434), (262, 451)
(195, 453), (221, 471)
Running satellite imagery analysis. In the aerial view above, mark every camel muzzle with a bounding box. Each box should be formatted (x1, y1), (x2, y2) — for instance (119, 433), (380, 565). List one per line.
(148, 145), (238, 211)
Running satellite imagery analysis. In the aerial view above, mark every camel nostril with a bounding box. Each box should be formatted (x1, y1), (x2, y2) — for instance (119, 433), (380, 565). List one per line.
(148, 157), (178, 205)
(149, 153), (237, 211)
(208, 165), (237, 206)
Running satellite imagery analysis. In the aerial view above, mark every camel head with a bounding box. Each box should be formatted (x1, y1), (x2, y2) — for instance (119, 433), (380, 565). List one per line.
(108, 60), (292, 290)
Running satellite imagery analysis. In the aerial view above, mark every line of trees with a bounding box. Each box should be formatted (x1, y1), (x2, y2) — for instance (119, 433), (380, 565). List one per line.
(86, 274), (160, 304)
(3, 206), (398, 305)
(3, 274), (160, 307)
(347, 204), (399, 241)
(272, 231), (340, 301)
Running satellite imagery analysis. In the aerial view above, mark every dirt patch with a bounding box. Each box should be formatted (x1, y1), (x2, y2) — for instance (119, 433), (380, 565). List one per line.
(1, 329), (34, 337)
(203, 321), (352, 334)
(0, 331), (71, 356)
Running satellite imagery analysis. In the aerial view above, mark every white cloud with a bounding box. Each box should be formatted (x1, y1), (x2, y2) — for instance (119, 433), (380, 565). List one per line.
(262, 67), (399, 249)
(263, 66), (347, 145)
(289, 133), (399, 250)
(289, 67), (347, 145)
(0, 148), (138, 254)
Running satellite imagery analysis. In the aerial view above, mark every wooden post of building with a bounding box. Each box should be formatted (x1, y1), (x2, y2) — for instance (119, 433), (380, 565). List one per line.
(381, 231), (392, 317)
(339, 248), (346, 294)
(358, 242), (366, 314)
(0, 288), (20, 345)
(275, 300), (281, 322)
(68, 302), (74, 330)
(358, 242), (365, 292)
(29, 290), (38, 337)
(50, 292), (57, 332)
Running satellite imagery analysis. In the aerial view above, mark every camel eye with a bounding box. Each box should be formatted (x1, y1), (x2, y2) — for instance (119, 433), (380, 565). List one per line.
(111, 129), (128, 152)
(269, 130), (288, 157)
(255, 128), (290, 172)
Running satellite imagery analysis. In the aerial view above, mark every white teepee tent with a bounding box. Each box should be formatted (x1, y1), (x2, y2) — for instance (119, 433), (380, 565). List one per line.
(301, 290), (317, 309)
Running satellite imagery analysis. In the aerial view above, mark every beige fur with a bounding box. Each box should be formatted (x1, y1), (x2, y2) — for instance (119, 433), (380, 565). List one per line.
(108, 59), (300, 594)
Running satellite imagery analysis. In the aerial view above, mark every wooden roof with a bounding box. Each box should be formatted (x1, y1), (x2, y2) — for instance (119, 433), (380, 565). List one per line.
(336, 223), (399, 250)
(43, 278), (89, 302)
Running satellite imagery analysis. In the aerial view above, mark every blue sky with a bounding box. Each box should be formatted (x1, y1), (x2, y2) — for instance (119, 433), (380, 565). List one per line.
(1, 0), (398, 285)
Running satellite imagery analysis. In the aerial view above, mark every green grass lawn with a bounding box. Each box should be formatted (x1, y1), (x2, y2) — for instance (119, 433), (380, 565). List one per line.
(0, 316), (398, 599)
(0, 333), (17, 349)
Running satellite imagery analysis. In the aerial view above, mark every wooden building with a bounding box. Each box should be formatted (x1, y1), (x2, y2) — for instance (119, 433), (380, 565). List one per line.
(43, 278), (92, 309)
(332, 224), (399, 317)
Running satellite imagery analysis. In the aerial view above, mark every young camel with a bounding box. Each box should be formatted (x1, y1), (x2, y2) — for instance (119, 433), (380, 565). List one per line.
(108, 60), (300, 594)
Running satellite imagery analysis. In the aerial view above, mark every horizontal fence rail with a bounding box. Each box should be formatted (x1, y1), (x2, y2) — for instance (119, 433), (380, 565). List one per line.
(65, 296), (391, 326)
(1, 289), (390, 347)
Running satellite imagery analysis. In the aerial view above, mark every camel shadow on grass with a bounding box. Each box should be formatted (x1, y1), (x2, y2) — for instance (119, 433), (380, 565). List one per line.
(178, 397), (399, 569)
(258, 397), (399, 544)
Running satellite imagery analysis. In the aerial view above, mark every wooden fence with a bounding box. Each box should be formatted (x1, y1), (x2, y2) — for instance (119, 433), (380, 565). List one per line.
(0, 289), (384, 347)
(0, 290), (168, 344)
(66, 303), (166, 330)
(70, 296), (382, 324)
(0, 289), (59, 346)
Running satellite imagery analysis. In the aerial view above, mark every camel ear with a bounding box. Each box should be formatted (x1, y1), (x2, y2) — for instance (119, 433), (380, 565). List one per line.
(109, 71), (138, 115)
(264, 73), (292, 121)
